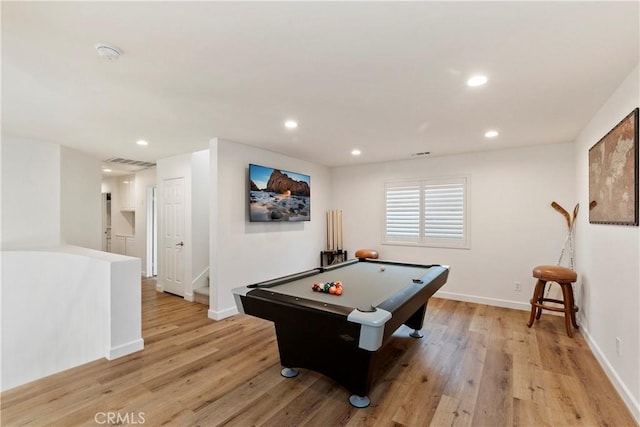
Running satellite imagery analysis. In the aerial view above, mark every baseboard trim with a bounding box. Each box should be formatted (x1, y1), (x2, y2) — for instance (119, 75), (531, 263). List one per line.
(107, 338), (144, 360)
(208, 306), (238, 321)
(184, 292), (194, 302)
(579, 324), (640, 423)
(435, 290), (531, 312)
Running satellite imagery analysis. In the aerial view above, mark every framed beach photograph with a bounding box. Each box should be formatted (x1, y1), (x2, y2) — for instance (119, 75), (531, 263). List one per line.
(248, 163), (311, 222)
(588, 108), (639, 226)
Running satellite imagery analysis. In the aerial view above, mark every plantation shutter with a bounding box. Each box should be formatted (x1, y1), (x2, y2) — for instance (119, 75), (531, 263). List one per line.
(384, 177), (468, 248)
(385, 183), (420, 242)
(424, 182), (464, 241)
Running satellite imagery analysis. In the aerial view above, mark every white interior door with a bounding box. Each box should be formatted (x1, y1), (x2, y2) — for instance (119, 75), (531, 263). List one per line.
(162, 178), (185, 296)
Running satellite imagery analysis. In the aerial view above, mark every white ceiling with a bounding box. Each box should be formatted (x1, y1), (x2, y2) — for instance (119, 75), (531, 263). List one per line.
(2, 1), (639, 168)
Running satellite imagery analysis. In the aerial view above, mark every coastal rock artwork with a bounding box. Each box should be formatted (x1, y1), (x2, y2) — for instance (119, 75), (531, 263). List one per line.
(250, 166), (310, 221)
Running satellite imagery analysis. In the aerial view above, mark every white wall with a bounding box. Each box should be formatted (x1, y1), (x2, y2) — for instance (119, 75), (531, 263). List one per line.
(1, 246), (142, 391)
(331, 143), (576, 309)
(191, 150), (210, 291)
(574, 64), (639, 420)
(60, 146), (102, 250)
(1, 137), (61, 249)
(1, 138), (102, 251)
(209, 139), (331, 319)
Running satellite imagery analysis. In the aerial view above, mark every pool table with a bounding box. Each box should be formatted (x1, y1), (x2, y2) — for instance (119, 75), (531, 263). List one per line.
(232, 258), (449, 408)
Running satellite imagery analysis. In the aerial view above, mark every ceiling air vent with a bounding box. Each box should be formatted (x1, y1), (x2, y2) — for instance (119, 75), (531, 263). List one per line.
(104, 157), (156, 171)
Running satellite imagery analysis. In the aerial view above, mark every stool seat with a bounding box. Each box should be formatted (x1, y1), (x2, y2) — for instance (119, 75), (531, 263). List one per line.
(533, 265), (577, 282)
(355, 249), (378, 259)
(527, 264), (579, 337)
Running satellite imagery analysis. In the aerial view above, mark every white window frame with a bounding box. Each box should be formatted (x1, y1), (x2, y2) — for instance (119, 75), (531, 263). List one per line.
(383, 176), (469, 249)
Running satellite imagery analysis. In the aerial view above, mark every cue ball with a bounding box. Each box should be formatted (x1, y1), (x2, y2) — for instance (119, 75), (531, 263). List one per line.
(380, 266), (385, 271)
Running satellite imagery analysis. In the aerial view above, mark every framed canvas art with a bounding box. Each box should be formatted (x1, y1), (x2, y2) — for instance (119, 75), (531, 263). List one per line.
(588, 108), (639, 226)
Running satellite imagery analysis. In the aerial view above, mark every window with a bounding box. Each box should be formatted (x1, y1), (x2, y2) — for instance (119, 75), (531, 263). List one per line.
(384, 177), (468, 248)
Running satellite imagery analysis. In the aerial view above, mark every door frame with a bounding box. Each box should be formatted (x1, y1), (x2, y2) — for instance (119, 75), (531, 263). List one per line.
(146, 186), (158, 277)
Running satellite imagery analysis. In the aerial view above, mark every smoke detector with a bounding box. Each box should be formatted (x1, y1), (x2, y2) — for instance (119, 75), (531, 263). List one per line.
(95, 43), (122, 60)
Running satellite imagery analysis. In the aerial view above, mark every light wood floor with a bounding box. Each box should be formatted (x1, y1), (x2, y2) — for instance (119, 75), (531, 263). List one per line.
(1, 278), (636, 426)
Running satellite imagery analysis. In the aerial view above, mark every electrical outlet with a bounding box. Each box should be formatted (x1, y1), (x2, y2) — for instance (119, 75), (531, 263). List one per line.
(616, 337), (622, 356)
(514, 281), (521, 292)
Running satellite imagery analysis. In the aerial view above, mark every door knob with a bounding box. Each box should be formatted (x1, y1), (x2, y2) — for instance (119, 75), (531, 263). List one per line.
(176, 241), (184, 247)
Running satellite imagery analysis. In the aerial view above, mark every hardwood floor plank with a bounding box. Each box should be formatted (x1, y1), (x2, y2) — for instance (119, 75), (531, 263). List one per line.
(512, 396), (553, 427)
(535, 325), (577, 376)
(45, 384), (154, 427)
(440, 331), (486, 421)
(429, 394), (473, 427)
(468, 302), (494, 334)
(565, 346), (637, 426)
(512, 354), (548, 406)
(191, 365), (285, 426)
(218, 372), (322, 426)
(390, 340), (459, 426)
(540, 370), (600, 426)
(471, 349), (514, 427)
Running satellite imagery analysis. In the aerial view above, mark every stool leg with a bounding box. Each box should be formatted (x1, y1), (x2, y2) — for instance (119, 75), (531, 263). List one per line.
(535, 281), (547, 320)
(567, 283), (578, 329)
(560, 283), (574, 337)
(566, 283), (579, 329)
(560, 283), (578, 337)
(527, 279), (545, 328)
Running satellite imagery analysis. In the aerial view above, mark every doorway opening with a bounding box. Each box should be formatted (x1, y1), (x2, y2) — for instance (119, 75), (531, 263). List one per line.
(102, 192), (112, 252)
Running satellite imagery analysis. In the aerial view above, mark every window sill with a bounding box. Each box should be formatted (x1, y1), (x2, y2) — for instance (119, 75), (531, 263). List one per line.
(382, 241), (470, 250)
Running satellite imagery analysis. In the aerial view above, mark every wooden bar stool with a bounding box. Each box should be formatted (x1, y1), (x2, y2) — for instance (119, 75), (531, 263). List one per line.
(355, 249), (378, 259)
(527, 265), (579, 337)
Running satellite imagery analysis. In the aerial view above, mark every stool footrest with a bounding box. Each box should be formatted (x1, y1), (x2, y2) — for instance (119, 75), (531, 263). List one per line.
(532, 298), (579, 312)
(531, 302), (578, 313)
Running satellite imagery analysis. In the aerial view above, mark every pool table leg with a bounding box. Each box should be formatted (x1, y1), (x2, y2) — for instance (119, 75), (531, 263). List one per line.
(409, 329), (423, 338)
(349, 395), (371, 408)
(281, 367), (299, 378)
(404, 303), (427, 338)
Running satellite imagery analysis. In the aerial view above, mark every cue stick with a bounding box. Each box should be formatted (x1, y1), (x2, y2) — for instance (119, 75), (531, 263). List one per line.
(333, 209), (340, 249)
(327, 211), (333, 250)
(339, 210), (342, 250)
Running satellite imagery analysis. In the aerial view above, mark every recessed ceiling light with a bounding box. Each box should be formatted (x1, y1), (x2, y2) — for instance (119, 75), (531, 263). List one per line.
(136, 140), (148, 146)
(484, 130), (499, 138)
(467, 75), (488, 87)
(351, 149), (361, 156)
(284, 120), (298, 129)
(102, 168), (112, 173)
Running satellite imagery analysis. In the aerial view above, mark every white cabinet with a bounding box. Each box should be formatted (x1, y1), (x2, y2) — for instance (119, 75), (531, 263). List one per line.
(118, 174), (136, 211)
(113, 235), (126, 255)
(125, 237), (137, 257)
(113, 235), (137, 256)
